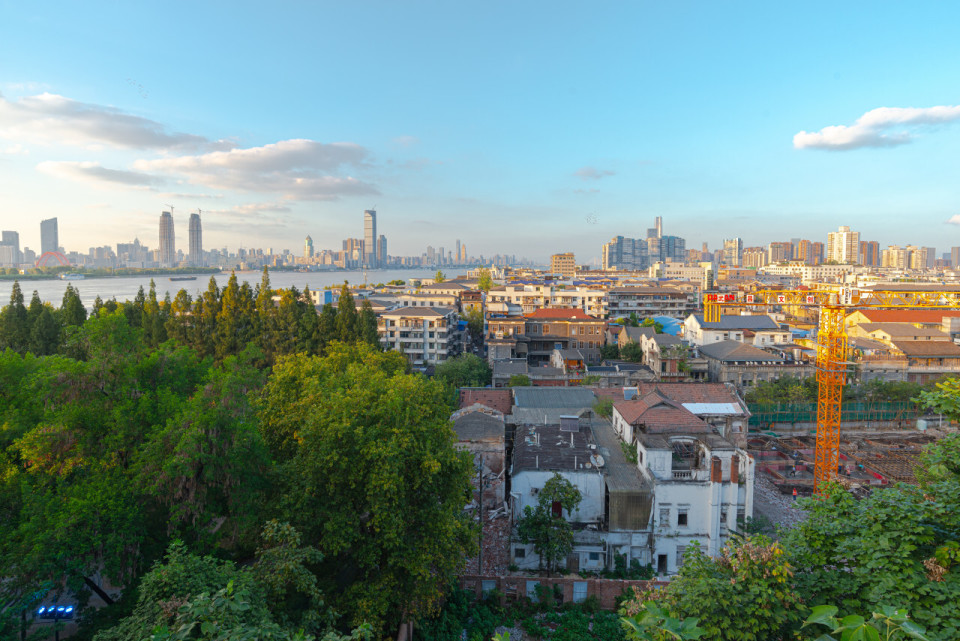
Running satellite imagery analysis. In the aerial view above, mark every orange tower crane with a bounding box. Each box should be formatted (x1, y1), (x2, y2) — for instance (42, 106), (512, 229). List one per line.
(703, 287), (960, 491)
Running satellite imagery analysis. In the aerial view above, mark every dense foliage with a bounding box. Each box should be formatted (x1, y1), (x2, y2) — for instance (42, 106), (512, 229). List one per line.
(744, 375), (935, 405)
(0, 277), (474, 639)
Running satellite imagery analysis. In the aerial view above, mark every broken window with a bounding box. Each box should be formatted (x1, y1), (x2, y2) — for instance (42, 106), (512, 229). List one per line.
(676, 546), (687, 567)
(659, 508), (670, 526)
(677, 510), (688, 527)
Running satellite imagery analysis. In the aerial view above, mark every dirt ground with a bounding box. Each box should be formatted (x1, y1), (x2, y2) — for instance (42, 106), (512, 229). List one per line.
(752, 472), (809, 532)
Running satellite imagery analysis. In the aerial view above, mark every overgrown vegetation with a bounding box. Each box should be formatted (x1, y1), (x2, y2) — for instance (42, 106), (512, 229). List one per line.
(0, 277), (475, 639)
(744, 375), (937, 405)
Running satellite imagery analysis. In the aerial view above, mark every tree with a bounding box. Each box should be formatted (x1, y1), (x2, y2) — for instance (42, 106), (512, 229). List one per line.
(516, 473), (582, 573)
(463, 306), (485, 339)
(801, 605), (930, 641)
(335, 283), (358, 342)
(257, 343), (475, 633)
(916, 376), (960, 420)
(508, 374), (531, 387)
(30, 305), (61, 355)
(641, 318), (664, 334)
(635, 537), (803, 641)
(477, 269), (493, 294)
(0, 280), (28, 352)
(620, 342), (644, 363)
(600, 344), (620, 361)
(358, 300), (380, 348)
(434, 270), (446, 283)
(593, 397), (614, 418)
(434, 353), (492, 389)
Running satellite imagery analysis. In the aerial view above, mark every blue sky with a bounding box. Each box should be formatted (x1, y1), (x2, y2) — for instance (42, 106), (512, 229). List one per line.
(2, 1), (959, 263)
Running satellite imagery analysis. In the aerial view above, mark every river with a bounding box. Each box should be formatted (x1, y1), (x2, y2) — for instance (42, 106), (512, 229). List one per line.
(2, 268), (445, 310)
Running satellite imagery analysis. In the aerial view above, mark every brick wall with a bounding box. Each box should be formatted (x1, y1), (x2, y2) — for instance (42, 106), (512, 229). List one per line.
(459, 574), (669, 610)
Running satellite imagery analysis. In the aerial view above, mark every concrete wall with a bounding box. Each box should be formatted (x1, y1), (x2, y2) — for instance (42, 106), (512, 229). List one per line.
(511, 469), (605, 523)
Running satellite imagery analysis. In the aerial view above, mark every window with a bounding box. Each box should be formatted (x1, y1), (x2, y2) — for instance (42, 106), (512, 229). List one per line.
(588, 552), (600, 561)
(526, 581), (540, 602)
(481, 580), (497, 596)
(514, 548), (526, 559)
(573, 581), (588, 603)
(720, 509), (728, 525)
(659, 508), (670, 526)
(676, 546), (687, 567)
(552, 501), (563, 518)
(678, 510), (688, 527)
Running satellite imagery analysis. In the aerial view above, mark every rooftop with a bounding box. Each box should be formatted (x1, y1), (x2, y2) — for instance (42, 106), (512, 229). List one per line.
(891, 340), (960, 358)
(851, 309), (960, 324)
(613, 391), (713, 434)
(512, 386), (597, 409)
(452, 409), (506, 442)
(699, 340), (787, 363)
(859, 323), (949, 339)
(380, 306), (455, 318)
(691, 314), (780, 331)
(459, 388), (513, 415)
(512, 423), (597, 473)
(525, 308), (600, 321)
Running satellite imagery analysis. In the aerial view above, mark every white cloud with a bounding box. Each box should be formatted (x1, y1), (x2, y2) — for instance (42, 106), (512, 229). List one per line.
(0, 92), (233, 151)
(1, 143), (26, 155)
(134, 139), (378, 200)
(794, 105), (960, 150)
(947, 215), (960, 225)
(574, 166), (616, 180)
(37, 161), (162, 189)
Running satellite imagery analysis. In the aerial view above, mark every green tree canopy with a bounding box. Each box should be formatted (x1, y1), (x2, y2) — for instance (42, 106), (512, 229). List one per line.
(433, 353), (492, 389)
(257, 343), (475, 633)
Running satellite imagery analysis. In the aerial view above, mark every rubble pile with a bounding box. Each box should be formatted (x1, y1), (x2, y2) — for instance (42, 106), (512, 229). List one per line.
(753, 473), (808, 531)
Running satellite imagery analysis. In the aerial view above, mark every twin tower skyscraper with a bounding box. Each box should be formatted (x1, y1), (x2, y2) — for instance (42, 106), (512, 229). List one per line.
(160, 209), (203, 267)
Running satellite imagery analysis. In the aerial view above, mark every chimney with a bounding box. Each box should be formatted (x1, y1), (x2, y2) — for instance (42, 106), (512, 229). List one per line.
(730, 454), (739, 484)
(711, 457), (722, 483)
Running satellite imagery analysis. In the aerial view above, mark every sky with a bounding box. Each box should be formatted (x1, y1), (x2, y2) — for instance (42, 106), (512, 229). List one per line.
(1, 1), (960, 264)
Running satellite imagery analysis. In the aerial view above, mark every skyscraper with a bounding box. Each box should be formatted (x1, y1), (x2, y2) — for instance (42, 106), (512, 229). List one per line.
(0, 230), (20, 266)
(378, 234), (387, 267)
(363, 210), (377, 268)
(455, 239), (461, 264)
(722, 238), (743, 266)
(602, 235), (648, 271)
(304, 235), (314, 258)
(40, 217), (58, 254)
(189, 213), (203, 266)
(159, 211), (176, 267)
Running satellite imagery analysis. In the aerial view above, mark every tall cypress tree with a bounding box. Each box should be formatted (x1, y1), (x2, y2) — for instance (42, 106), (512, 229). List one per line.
(359, 300), (380, 348)
(60, 284), (87, 328)
(336, 283), (358, 342)
(0, 280), (29, 352)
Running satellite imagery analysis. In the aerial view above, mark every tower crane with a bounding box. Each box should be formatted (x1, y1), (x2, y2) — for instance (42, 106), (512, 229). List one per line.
(703, 287), (960, 492)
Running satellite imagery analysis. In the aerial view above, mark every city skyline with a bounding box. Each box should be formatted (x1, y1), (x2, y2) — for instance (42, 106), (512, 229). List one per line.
(2, 3), (960, 260)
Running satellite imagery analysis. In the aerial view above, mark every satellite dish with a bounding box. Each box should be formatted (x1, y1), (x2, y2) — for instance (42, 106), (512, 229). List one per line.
(590, 453), (605, 468)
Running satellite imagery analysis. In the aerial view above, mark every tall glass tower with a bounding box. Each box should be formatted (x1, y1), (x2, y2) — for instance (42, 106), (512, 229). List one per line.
(363, 209), (377, 268)
(159, 211), (176, 267)
(40, 217), (59, 254)
(188, 212), (202, 266)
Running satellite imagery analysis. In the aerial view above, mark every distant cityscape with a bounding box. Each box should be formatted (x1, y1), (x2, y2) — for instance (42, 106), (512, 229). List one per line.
(0, 210), (955, 278)
(0, 208), (531, 271)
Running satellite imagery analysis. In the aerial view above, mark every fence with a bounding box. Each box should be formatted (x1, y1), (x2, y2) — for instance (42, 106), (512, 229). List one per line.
(748, 401), (919, 428)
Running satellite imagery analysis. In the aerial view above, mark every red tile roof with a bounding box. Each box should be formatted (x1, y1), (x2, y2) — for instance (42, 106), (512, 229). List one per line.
(591, 383), (744, 406)
(459, 389), (513, 415)
(524, 307), (599, 320)
(613, 391), (712, 434)
(854, 310), (960, 324)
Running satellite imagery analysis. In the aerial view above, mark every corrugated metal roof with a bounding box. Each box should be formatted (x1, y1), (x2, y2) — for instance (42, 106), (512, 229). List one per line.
(681, 402), (742, 415)
(512, 387), (596, 409)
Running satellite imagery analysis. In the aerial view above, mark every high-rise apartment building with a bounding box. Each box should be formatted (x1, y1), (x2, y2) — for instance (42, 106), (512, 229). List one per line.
(551, 252), (576, 278)
(0, 230), (20, 266)
(910, 246), (934, 270)
(602, 236), (648, 271)
(859, 240), (880, 267)
(742, 247), (768, 269)
(378, 234), (387, 266)
(188, 213), (203, 266)
(363, 209), (377, 268)
(767, 241), (793, 264)
(40, 217), (59, 254)
(159, 211), (176, 267)
(722, 238), (743, 266)
(826, 225), (860, 264)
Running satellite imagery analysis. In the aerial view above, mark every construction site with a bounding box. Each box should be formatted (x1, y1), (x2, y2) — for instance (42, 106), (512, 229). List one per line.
(748, 426), (951, 527)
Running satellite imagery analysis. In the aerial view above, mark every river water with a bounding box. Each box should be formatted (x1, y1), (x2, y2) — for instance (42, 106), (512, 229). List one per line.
(2, 268), (444, 310)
